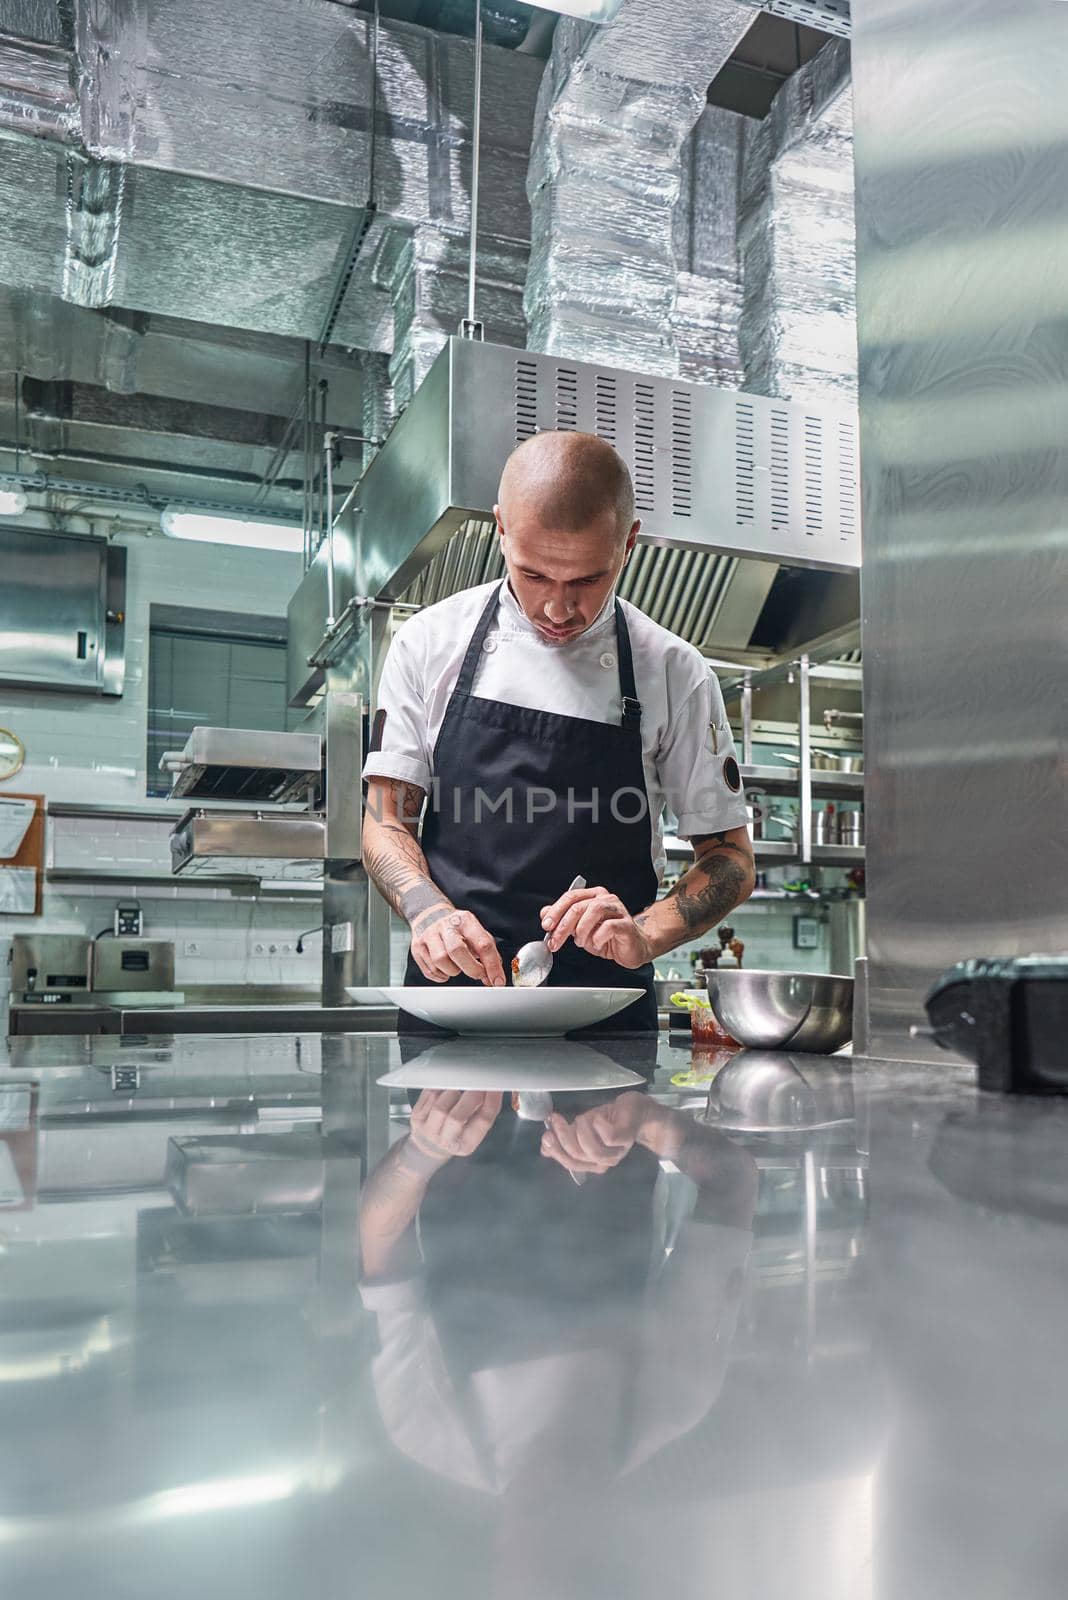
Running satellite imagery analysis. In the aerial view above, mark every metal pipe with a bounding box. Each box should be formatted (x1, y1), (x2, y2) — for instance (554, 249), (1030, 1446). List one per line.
(14, 370), (20, 474)
(741, 671), (754, 767)
(313, 378), (328, 559)
(318, 378), (329, 551)
(798, 654), (813, 866)
(325, 432), (337, 628)
(465, 1), (483, 331)
(368, 0), (380, 209)
(302, 341), (312, 570)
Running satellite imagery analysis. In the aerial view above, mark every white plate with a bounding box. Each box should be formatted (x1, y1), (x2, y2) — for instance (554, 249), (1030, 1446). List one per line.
(355, 985), (645, 1036)
(378, 1039), (644, 1093)
(346, 987), (390, 1006)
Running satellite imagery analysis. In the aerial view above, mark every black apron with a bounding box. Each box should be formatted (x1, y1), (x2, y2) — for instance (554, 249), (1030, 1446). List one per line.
(401, 582), (659, 1036)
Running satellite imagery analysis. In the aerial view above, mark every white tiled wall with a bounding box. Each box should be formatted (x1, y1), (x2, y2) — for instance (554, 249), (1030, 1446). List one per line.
(0, 525), (317, 1009)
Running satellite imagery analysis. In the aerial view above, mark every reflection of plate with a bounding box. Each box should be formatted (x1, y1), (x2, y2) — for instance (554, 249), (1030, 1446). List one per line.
(379, 1039), (644, 1092)
(360, 985), (644, 1036)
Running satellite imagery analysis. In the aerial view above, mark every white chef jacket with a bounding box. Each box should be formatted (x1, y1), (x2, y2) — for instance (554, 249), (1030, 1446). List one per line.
(362, 580), (748, 879)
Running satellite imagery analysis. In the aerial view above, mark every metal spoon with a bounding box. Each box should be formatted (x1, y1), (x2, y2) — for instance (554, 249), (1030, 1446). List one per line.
(512, 875), (586, 987)
(513, 1092), (586, 1186)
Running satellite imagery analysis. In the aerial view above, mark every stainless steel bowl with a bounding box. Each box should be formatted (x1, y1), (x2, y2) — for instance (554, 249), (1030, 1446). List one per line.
(704, 969), (854, 1053)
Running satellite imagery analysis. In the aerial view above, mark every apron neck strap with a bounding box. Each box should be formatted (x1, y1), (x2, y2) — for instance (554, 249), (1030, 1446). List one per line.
(454, 582), (505, 697)
(614, 599), (642, 730)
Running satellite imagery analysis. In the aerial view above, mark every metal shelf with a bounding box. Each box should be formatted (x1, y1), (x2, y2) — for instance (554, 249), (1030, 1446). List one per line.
(664, 838), (865, 868)
(741, 764), (864, 798)
(47, 868), (261, 889)
(810, 845), (866, 868)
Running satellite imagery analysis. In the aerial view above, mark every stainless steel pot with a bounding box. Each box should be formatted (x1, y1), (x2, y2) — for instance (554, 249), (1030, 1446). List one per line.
(836, 812), (865, 846)
(776, 751), (864, 774)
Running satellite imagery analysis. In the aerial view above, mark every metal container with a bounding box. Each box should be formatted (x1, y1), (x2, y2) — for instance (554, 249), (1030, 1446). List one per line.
(836, 811), (865, 846)
(170, 809), (326, 879)
(0, 528), (126, 697)
(10, 934), (91, 1004)
(91, 939), (175, 995)
(703, 1051), (855, 1131)
(705, 969), (854, 1054)
(813, 751), (864, 773)
(813, 808), (837, 846)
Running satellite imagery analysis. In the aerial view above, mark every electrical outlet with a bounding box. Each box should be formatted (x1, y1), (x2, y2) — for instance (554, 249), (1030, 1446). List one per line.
(183, 940), (201, 957)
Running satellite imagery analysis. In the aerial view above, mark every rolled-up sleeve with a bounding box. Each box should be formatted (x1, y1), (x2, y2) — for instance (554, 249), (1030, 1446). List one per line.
(659, 672), (749, 839)
(361, 627), (433, 792)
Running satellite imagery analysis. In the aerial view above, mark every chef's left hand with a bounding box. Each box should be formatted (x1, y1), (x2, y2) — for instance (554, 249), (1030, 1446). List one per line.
(540, 885), (653, 969)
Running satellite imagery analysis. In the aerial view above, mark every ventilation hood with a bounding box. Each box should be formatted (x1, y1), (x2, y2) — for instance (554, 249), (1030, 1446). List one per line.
(289, 337), (860, 702)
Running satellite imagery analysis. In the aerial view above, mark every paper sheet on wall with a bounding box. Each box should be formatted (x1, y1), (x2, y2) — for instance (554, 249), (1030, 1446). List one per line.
(0, 797), (35, 858)
(0, 1142), (25, 1208)
(0, 866), (37, 914)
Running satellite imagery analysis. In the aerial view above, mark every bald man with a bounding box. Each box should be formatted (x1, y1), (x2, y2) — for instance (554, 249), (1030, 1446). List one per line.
(361, 430), (755, 1034)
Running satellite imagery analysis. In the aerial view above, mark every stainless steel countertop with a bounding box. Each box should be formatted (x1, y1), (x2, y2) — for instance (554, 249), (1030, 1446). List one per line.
(1, 1031), (1065, 1599)
(6, 1002), (398, 1036)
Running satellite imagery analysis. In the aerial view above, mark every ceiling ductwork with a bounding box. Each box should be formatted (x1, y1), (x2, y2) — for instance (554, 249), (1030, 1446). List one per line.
(739, 37), (856, 403)
(0, 3), (541, 351)
(524, 0), (756, 375)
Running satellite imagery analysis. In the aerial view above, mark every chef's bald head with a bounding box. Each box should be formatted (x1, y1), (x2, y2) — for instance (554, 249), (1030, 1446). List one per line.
(497, 430), (636, 542)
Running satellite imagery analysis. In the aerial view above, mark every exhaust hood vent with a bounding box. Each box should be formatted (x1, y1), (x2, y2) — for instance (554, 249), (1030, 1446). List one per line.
(288, 339), (859, 699)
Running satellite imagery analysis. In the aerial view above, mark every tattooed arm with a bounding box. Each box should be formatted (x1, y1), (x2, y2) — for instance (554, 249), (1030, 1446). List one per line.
(540, 825), (755, 968)
(362, 777), (506, 986)
(637, 826), (756, 955)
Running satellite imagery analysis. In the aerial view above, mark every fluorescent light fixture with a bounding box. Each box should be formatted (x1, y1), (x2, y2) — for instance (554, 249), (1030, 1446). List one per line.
(0, 488), (28, 517)
(525, 0), (625, 19)
(160, 505), (304, 553)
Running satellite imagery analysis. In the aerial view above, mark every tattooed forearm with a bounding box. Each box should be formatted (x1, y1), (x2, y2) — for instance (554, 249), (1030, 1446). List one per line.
(362, 835), (451, 925)
(362, 777), (453, 928)
(663, 854), (751, 935)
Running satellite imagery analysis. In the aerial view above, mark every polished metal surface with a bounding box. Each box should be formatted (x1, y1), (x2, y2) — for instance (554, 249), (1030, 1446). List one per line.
(90, 938), (175, 995)
(9, 934), (91, 1002)
(346, 336), (860, 605)
(704, 1049), (854, 1129)
(6, 1003), (397, 1037)
(852, 0), (1068, 1058)
(169, 810), (325, 880)
(167, 726), (322, 804)
(706, 968), (854, 1052)
(0, 1028), (1066, 1598)
(0, 526), (125, 696)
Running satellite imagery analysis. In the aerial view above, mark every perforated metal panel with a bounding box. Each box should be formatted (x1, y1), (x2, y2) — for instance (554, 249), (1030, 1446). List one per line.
(745, 0), (851, 38)
(348, 338), (860, 603)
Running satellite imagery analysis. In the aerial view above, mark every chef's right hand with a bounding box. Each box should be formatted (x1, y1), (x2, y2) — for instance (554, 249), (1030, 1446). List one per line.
(540, 1092), (651, 1176)
(409, 905), (507, 987)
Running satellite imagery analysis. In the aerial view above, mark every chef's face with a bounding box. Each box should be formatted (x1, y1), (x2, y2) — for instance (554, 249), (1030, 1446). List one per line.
(494, 505), (639, 646)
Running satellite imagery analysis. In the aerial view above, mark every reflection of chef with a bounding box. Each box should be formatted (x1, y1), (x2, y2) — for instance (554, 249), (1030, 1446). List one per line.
(361, 430), (754, 1034)
(359, 1089), (757, 1504)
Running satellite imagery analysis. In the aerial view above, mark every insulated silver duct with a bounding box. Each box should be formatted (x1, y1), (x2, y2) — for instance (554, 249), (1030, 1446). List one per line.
(738, 39), (857, 404)
(672, 105), (747, 388)
(524, 0), (754, 375)
(0, 5), (541, 354)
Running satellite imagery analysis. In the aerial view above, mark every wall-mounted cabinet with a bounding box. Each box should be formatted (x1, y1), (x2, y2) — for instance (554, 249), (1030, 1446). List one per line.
(0, 527), (126, 696)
